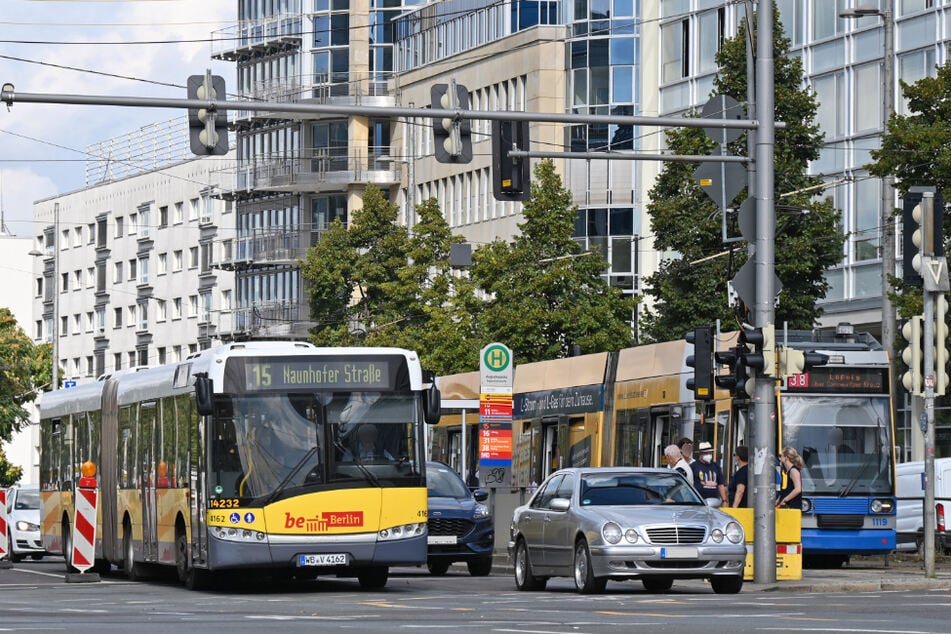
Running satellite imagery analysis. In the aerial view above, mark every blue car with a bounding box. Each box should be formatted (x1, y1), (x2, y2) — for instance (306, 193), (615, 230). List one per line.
(426, 462), (494, 576)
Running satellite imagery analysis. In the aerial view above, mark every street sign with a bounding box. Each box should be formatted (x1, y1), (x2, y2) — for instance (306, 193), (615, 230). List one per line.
(479, 343), (514, 487)
(64, 380), (77, 388)
(701, 94), (745, 146)
(480, 343), (513, 393)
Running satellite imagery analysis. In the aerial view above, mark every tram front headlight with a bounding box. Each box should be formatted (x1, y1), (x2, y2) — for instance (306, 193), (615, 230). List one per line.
(871, 498), (894, 513)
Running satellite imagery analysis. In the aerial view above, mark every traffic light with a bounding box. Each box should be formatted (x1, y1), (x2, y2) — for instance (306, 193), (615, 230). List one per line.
(714, 347), (739, 394)
(937, 295), (949, 396)
(902, 188), (945, 286)
(902, 316), (923, 396)
(738, 324), (775, 377)
(431, 82), (472, 164)
(187, 72), (228, 156)
(685, 326), (714, 401)
(492, 119), (531, 201)
(778, 346), (830, 381)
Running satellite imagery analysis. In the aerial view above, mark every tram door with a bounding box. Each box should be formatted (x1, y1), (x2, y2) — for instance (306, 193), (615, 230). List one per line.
(615, 408), (678, 468)
(140, 401), (158, 561)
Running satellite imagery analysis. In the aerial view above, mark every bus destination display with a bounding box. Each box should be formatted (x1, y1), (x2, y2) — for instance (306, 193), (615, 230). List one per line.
(785, 367), (888, 394)
(244, 359), (392, 390)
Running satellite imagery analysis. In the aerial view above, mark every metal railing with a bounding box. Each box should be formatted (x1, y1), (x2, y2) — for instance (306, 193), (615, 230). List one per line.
(222, 147), (401, 192)
(232, 72), (395, 120)
(211, 14), (304, 58)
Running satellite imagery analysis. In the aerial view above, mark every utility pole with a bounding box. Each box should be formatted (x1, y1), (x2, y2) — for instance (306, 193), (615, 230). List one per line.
(752, 0), (778, 585)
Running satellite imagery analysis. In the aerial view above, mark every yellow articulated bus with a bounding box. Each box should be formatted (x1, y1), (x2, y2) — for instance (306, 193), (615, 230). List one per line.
(39, 342), (441, 589)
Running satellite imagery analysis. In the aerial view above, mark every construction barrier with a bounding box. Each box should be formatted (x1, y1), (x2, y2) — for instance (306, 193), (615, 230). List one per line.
(0, 487), (9, 567)
(67, 461), (100, 582)
(722, 507), (802, 581)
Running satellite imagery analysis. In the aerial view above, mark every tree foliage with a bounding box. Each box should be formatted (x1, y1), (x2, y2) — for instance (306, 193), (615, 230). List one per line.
(869, 61), (951, 321)
(0, 307), (49, 442)
(471, 159), (637, 363)
(640, 10), (844, 342)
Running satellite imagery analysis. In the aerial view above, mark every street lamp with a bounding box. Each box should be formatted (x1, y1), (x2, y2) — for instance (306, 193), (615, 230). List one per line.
(840, 3), (896, 389)
(29, 202), (59, 391)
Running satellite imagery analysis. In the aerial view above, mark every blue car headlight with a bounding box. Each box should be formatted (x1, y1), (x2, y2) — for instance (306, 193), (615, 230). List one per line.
(473, 503), (490, 519)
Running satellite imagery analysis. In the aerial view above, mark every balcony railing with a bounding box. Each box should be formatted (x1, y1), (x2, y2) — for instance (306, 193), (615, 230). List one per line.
(233, 228), (321, 266)
(223, 147), (402, 193)
(211, 14), (303, 59)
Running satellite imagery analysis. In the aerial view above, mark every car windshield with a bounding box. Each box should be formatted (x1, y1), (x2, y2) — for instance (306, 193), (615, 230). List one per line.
(580, 472), (704, 506)
(427, 465), (470, 499)
(15, 491), (40, 510)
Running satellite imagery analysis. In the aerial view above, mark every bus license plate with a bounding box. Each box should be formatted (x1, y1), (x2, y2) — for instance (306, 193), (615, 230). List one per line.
(660, 547), (698, 559)
(298, 553), (348, 567)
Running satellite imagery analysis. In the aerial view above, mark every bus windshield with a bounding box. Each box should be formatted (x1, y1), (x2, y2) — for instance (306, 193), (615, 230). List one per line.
(780, 395), (893, 496)
(209, 391), (421, 504)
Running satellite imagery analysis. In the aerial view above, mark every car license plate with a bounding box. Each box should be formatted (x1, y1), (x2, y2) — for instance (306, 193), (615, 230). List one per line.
(428, 535), (458, 545)
(298, 553), (348, 567)
(660, 547), (698, 559)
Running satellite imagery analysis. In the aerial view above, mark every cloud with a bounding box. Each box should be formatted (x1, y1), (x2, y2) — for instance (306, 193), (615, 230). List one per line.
(0, 168), (58, 238)
(1, 1), (235, 197)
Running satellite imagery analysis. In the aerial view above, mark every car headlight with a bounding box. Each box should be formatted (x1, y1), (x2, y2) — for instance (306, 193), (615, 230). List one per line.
(473, 503), (490, 519)
(710, 528), (725, 543)
(624, 528), (640, 544)
(16, 520), (39, 532)
(602, 522), (622, 544)
(725, 521), (744, 544)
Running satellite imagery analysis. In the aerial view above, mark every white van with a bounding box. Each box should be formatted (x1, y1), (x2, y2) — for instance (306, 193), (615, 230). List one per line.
(895, 459), (951, 554)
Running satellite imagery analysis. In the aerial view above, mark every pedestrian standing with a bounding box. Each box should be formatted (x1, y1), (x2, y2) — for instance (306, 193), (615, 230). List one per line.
(677, 437), (695, 464)
(728, 445), (749, 508)
(777, 447), (804, 509)
(691, 441), (728, 505)
(664, 444), (691, 480)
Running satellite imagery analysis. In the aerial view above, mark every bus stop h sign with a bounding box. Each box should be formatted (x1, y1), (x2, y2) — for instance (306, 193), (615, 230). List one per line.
(480, 343), (513, 393)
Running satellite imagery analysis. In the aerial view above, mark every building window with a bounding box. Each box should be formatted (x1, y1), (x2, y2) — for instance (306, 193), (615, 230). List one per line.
(158, 252), (168, 275)
(115, 216), (124, 238)
(157, 347), (166, 365)
(128, 258), (137, 281)
(156, 299), (167, 322)
(128, 213), (137, 236)
(661, 19), (689, 83)
(114, 307), (123, 328)
(114, 352), (122, 371)
(173, 250), (183, 272)
(173, 298), (182, 319)
(174, 202), (184, 224)
(159, 206), (168, 228)
(189, 246), (199, 269)
(188, 295), (198, 318)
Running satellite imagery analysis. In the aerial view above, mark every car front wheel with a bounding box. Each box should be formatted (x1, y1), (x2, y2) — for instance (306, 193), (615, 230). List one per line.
(513, 539), (546, 591)
(573, 540), (607, 594)
(467, 557), (493, 577)
(710, 574), (744, 594)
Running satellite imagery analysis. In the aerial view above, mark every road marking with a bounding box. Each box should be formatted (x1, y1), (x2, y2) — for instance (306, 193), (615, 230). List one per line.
(596, 611), (687, 618)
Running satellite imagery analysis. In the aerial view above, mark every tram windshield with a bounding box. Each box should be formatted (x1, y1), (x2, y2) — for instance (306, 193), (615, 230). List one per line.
(209, 391), (421, 504)
(780, 395), (893, 496)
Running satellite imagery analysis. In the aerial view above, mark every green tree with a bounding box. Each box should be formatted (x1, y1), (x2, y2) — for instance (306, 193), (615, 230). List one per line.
(0, 307), (49, 442)
(301, 184), (411, 347)
(471, 159), (637, 363)
(640, 10), (844, 342)
(300, 187), (479, 374)
(869, 61), (951, 321)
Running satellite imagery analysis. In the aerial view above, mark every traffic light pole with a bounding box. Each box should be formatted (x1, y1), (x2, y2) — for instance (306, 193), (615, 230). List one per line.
(923, 267), (936, 578)
(752, 0), (778, 585)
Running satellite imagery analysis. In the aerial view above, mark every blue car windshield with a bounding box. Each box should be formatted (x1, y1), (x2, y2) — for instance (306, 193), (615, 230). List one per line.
(427, 464), (470, 499)
(580, 472), (704, 506)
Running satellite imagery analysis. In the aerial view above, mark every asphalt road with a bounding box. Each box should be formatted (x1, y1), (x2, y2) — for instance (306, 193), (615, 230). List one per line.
(2, 556), (951, 633)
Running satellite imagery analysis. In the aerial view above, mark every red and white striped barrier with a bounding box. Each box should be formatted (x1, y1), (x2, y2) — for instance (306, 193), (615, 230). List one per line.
(71, 474), (98, 573)
(0, 488), (8, 561)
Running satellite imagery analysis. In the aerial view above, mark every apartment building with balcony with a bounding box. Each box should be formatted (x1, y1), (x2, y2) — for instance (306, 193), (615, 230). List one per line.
(31, 117), (236, 383)
(212, 0), (408, 339)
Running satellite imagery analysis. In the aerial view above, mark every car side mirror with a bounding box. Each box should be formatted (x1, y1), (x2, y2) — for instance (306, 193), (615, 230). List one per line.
(549, 497), (571, 511)
(705, 497), (723, 508)
(473, 489), (489, 502)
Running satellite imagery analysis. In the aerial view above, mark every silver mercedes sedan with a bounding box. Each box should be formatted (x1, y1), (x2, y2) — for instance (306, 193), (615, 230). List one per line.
(508, 467), (746, 594)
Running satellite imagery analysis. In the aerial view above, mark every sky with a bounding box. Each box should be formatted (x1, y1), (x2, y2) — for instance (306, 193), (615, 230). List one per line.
(0, 0), (236, 238)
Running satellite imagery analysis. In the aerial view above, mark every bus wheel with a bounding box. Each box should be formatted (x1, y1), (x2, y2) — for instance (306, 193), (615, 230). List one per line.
(61, 518), (77, 573)
(185, 566), (211, 591)
(123, 521), (145, 582)
(175, 531), (189, 584)
(357, 566), (389, 589)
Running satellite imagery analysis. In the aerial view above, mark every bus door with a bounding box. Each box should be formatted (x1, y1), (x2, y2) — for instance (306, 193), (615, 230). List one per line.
(140, 402), (159, 561)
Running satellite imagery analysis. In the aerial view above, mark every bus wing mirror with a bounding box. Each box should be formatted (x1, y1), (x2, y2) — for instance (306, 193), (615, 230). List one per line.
(424, 383), (441, 425)
(195, 373), (214, 416)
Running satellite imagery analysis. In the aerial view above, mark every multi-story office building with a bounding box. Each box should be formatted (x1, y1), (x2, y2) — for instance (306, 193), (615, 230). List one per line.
(656, 0), (949, 459)
(212, 0), (408, 339)
(31, 118), (236, 382)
